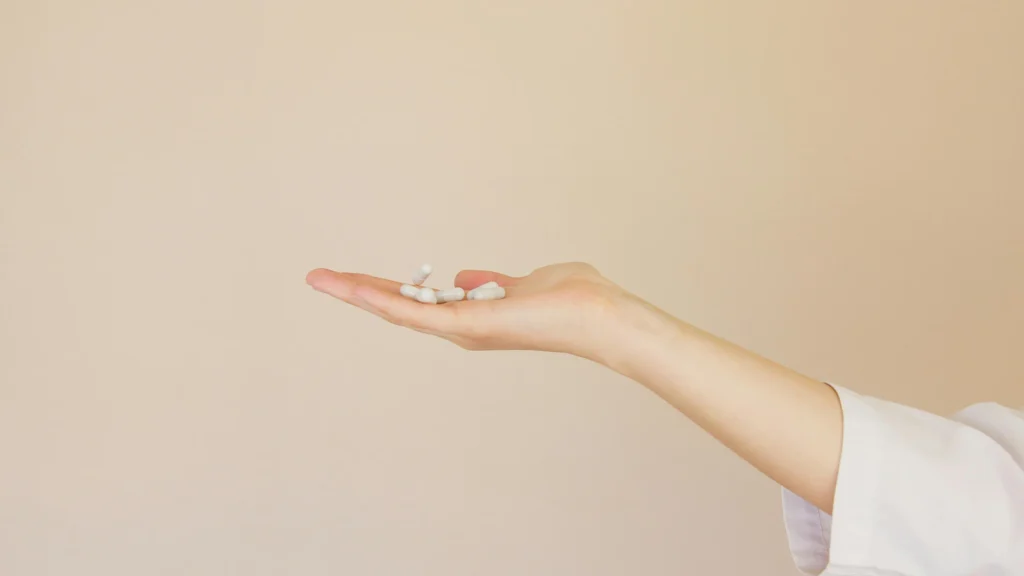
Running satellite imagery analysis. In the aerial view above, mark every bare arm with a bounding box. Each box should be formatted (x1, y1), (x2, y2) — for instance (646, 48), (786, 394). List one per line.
(306, 263), (843, 512)
(602, 294), (843, 513)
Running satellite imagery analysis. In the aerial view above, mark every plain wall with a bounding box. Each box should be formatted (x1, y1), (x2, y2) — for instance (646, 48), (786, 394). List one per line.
(2, 1), (1022, 574)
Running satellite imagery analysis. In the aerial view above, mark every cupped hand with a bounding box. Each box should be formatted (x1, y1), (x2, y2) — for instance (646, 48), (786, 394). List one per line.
(305, 262), (626, 361)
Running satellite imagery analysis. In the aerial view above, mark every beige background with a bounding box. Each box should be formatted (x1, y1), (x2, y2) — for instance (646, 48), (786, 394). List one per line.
(2, 1), (1022, 574)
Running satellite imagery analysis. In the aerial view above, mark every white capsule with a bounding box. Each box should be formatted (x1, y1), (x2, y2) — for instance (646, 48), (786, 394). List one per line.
(399, 284), (420, 299)
(435, 287), (465, 303)
(411, 263), (433, 286)
(468, 286), (505, 301)
(466, 281), (499, 300)
(414, 287), (438, 304)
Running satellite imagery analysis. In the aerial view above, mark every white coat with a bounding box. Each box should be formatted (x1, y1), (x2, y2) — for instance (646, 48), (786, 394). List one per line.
(782, 384), (1024, 575)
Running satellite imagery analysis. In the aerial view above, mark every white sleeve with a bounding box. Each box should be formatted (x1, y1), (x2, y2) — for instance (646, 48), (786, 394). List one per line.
(782, 384), (1024, 576)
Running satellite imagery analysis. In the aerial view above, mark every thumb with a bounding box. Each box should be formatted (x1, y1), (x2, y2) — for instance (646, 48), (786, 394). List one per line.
(454, 269), (519, 290)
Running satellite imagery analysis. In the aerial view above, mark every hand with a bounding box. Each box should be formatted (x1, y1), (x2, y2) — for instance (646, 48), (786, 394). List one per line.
(305, 262), (626, 361)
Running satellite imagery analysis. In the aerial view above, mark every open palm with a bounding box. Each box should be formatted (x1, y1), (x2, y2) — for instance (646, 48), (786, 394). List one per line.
(306, 262), (623, 359)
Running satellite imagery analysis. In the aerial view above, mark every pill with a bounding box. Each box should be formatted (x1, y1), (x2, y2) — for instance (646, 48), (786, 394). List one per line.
(466, 281), (499, 299)
(435, 287), (465, 303)
(399, 284), (420, 299)
(414, 287), (438, 304)
(468, 286), (505, 301)
(411, 263), (433, 286)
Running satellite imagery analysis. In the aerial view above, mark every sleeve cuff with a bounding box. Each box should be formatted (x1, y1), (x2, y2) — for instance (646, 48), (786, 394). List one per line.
(781, 383), (1024, 575)
(781, 383), (885, 575)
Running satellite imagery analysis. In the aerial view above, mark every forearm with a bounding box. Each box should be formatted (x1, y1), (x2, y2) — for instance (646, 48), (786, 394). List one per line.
(599, 295), (844, 513)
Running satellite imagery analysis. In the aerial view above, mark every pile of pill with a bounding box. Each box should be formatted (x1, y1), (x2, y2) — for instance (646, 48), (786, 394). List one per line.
(398, 263), (506, 304)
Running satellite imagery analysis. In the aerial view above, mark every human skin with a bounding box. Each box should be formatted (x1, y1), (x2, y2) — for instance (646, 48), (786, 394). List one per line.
(305, 262), (843, 514)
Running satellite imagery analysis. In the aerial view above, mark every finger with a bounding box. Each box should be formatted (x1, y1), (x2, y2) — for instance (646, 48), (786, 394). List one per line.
(454, 269), (519, 290)
(307, 268), (497, 337)
(307, 269), (451, 331)
(306, 268), (359, 300)
(306, 269), (403, 300)
(307, 269), (442, 298)
(305, 270), (403, 318)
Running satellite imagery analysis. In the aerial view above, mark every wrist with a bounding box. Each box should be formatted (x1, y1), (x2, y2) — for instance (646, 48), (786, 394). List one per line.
(587, 290), (687, 378)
